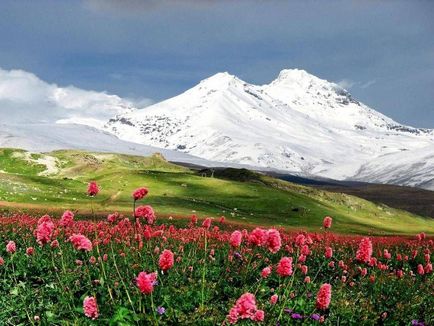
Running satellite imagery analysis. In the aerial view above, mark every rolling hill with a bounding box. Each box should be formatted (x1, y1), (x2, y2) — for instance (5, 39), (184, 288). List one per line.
(1, 148), (433, 235)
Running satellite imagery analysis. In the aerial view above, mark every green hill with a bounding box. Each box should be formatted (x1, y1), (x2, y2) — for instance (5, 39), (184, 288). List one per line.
(0, 148), (433, 235)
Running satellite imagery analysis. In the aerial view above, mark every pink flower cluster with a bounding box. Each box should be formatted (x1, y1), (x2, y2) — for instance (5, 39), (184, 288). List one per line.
(83, 296), (99, 319)
(323, 216), (333, 229)
(36, 215), (55, 245)
(87, 181), (100, 197)
(316, 283), (332, 310)
(69, 234), (92, 251)
(59, 210), (74, 227)
(135, 205), (156, 225)
(247, 228), (281, 253)
(136, 271), (157, 294)
(227, 293), (264, 324)
(356, 237), (373, 263)
(132, 187), (149, 201)
(158, 249), (174, 271)
(277, 256), (293, 277)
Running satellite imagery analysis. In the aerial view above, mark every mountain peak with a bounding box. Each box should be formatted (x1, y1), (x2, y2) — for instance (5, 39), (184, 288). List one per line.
(271, 68), (322, 87)
(198, 72), (246, 90)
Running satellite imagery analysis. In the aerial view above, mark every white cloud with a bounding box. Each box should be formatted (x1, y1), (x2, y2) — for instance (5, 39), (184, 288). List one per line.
(360, 79), (377, 89)
(0, 67), (150, 127)
(337, 79), (356, 90)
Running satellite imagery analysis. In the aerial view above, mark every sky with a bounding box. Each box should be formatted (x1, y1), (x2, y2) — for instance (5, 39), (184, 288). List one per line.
(0, 0), (433, 128)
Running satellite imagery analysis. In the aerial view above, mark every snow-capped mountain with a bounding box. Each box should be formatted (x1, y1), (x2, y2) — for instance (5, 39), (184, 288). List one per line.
(0, 67), (216, 165)
(104, 69), (434, 190)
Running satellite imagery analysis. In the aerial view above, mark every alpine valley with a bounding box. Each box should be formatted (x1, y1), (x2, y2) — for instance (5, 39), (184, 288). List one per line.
(1, 67), (433, 190)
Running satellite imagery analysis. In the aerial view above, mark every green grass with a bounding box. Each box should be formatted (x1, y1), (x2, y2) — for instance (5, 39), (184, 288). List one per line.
(1, 148), (433, 235)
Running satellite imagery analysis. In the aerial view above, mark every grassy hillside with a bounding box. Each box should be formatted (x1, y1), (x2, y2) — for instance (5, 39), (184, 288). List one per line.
(0, 148), (433, 235)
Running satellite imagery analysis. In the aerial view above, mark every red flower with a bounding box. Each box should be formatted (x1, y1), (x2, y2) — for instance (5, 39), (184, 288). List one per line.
(159, 249), (174, 271)
(135, 205), (156, 225)
(83, 296), (99, 320)
(356, 237), (372, 263)
(277, 257), (293, 277)
(202, 218), (212, 229)
(107, 212), (119, 223)
(136, 271), (157, 294)
(316, 283), (332, 310)
(87, 181), (100, 197)
(323, 216), (332, 229)
(230, 230), (242, 248)
(132, 187), (148, 201)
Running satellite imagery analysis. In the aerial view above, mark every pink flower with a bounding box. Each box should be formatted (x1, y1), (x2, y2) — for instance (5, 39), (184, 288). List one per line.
(417, 264), (424, 275)
(191, 214), (198, 225)
(254, 310), (264, 322)
(133, 187), (149, 201)
(261, 266), (272, 278)
(301, 244), (310, 256)
(87, 181), (100, 196)
(249, 228), (267, 247)
(135, 205), (156, 224)
(295, 234), (306, 247)
(107, 212), (119, 223)
(51, 240), (59, 249)
(36, 216), (55, 245)
(69, 234), (93, 251)
(425, 263), (433, 274)
(323, 216), (332, 229)
(0, 257), (4, 265)
(6, 241), (16, 253)
(227, 293), (262, 324)
(59, 210), (74, 227)
(325, 247), (333, 259)
(270, 294), (278, 305)
(83, 296), (99, 319)
(316, 283), (332, 310)
(230, 230), (242, 248)
(416, 232), (426, 241)
(159, 249), (174, 271)
(304, 276), (311, 283)
(26, 247), (34, 256)
(266, 229), (281, 253)
(202, 218), (212, 229)
(356, 237), (372, 263)
(301, 265), (308, 275)
(136, 271), (157, 294)
(277, 257), (293, 277)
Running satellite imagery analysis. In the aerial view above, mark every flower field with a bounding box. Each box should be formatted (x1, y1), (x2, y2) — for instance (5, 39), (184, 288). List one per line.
(0, 185), (433, 325)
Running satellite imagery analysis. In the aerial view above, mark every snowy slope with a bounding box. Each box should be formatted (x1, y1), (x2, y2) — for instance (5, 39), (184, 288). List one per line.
(104, 69), (434, 190)
(0, 123), (216, 166)
(352, 145), (434, 190)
